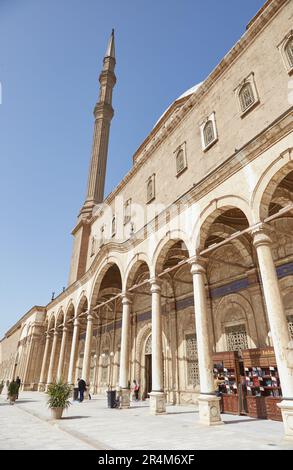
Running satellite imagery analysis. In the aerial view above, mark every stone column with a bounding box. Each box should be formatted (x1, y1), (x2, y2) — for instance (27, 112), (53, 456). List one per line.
(81, 312), (94, 386)
(67, 318), (80, 385)
(118, 293), (132, 408)
(46, 330), (59, 385)
(253, 226), (293, 439)
(57, 326), (68, 382)
(189, 256), (222, 426)
(149, 278), (166, 414)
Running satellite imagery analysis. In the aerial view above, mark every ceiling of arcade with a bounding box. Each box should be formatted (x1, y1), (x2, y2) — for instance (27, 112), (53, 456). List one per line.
(269, 170), (293, 216)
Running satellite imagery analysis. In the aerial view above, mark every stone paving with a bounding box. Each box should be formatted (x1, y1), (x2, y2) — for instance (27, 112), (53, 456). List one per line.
(1, 392), (293, 450)
(0, 398), (94, 450)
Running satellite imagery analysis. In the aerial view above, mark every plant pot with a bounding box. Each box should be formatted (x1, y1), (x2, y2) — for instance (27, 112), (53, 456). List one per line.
(9, 394), (17, 404)
(51, 407), (64, 420)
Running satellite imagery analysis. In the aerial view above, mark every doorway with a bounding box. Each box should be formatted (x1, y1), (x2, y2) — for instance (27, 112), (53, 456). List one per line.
(145, 354), (152, 397)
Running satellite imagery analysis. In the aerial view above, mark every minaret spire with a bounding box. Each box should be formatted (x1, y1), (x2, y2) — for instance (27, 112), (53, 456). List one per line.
(80, 29), (116, 217)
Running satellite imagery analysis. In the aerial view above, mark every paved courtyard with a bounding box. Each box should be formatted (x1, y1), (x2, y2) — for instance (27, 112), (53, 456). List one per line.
(0, 392), (293, 450)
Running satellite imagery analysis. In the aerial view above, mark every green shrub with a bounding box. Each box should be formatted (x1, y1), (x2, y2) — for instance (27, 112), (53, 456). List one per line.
(8, 381), (19, 396)
(47, 382), (72, 409)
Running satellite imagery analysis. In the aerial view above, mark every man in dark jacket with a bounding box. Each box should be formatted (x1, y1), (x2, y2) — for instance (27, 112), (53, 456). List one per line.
(78, 378), (87, 402)
(15, 377), (21, 399)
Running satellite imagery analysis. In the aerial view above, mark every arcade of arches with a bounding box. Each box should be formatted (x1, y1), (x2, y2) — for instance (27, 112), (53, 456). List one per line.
(3, 165), (293, 433)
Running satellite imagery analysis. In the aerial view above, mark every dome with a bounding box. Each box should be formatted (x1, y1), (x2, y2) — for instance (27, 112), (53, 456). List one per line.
(153, 82), (202, 128)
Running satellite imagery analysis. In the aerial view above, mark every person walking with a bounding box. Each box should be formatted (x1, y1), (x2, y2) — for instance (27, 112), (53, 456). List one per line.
(132, 380), (140, 401)
(15, 376), (21, 399)
(78, 378), (87, 402)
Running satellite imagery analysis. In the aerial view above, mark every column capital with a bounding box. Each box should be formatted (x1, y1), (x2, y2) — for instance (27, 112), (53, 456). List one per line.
(251, 223), (273, 249)
(53, 330), (59, 337)
(121, 292), (133, 305)
(62, 326), (68, 333)
(149, 277), (162, 293)
(73, 317), (80, 327)
(188, 255), (207, 275)
(45, 332), (51, 340)
(86, 311), (94, 322)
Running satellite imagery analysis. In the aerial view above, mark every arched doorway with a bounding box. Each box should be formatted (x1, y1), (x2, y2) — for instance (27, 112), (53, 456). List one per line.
(144, 335), (152, 397)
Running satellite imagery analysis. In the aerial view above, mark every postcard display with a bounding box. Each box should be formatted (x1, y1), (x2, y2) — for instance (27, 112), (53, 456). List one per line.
(213, 348), (283, 421)
(242, 347), (282, 421)
(213, 351), (240, 415)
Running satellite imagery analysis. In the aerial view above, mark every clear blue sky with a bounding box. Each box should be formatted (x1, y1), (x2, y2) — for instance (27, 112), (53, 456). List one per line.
(0, 0), (264, 337)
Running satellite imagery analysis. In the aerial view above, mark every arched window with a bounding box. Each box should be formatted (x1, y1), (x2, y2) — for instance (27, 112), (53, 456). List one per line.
(124, 199), (131, 224)
(285, 37), (293, 68)
(239, 82), (255, 112)
(203, 120), (215, 147)
(147, 178), (153, 202)
(90, 236), (95, 256)
(176, 149), (185, 174)
(145, 335), (152, 355)
(111, 216), (116, 237)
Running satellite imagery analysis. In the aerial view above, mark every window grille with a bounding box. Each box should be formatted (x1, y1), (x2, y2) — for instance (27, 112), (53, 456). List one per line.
(286, 38), (293, 67)
(203, 120), (214, 147)
(147, 179), (154, 202)
(124, 199), (131, 224)
(111, 217), (116, 237)
(225, 324), (248, 351)
(186, 334), (199, 386)
(239, 83), (255, 112)
(145, 335), (152, 355)
(176, 149), (185, 174)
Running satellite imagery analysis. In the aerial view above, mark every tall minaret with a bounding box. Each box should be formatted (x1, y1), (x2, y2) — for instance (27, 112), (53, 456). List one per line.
(80, 29), (116, 218)
(68, 31), (116, 285)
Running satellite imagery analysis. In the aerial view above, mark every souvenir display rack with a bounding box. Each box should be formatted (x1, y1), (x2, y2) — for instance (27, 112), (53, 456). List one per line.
(213, 351), (240, 415)
(242, 347), (282, 421)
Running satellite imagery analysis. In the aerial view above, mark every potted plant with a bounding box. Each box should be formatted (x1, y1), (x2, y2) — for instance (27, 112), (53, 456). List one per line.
(47, 382), (71, 419)
(8, 381), (19, 404)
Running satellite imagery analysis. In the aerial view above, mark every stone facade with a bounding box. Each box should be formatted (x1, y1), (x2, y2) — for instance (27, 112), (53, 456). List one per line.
(1, 0), (293, 437)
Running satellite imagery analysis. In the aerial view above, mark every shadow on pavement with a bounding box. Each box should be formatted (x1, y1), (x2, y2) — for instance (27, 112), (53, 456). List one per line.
(61, 416), (90, 420)
(223, 418), (258, 425)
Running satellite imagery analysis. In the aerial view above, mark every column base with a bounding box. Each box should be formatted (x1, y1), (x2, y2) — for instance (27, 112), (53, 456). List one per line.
(120, 389), (130, 409)
(277, 400), (293, 440)
(38, 383), (46, 392)
(149, 391), (166, 415)
(197, 394), (223, 426)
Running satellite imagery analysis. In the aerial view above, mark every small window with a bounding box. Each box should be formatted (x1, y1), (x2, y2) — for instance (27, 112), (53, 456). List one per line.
(285, 38), (293, 68)
(176, 149), (185, 174)
(90, 236), (95, 257)
(124, 199), (131, 225)
(203, 120), (214, 147)
(111, 216), (116, 237)
(100, 225), (105, 246)
(235, 73), (259, 117)
(146, 175), (155, 203)
(239, 83), (255, 112)
(278, 32), (293, 75)
(200, 112), (218, 151)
